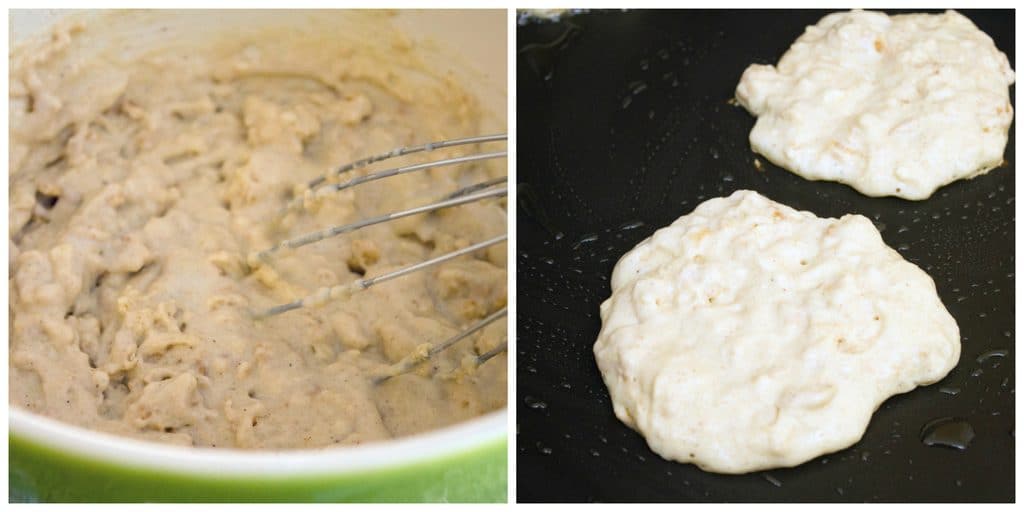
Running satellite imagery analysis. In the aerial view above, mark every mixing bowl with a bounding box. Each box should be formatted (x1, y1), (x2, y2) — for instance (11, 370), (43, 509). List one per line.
(9, 9), (507, 503)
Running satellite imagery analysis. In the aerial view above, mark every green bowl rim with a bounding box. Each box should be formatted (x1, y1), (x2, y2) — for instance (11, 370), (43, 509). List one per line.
(10, 407), (507, 477)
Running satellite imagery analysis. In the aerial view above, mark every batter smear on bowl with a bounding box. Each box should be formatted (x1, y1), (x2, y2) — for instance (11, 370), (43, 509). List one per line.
(9, 15), (506, 449)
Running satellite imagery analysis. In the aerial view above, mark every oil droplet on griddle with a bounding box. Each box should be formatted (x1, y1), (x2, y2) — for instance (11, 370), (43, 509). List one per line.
(976, 348), (1008, 364)
(939, 386), (961, 396)
(524, 395), (548, 409)
(617, 220), (645, 231)
(620, 80), (649, 110)
(572, 233), (599, 250)
(763, 474), (782, 487)
(920, 417), (975, 450)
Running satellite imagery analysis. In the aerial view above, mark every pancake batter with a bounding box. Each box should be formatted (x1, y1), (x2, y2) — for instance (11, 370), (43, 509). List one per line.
(9, 13), (507, 449)
(594, 190), (959, 473)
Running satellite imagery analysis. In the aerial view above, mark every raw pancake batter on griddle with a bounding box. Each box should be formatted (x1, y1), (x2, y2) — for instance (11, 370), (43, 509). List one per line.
(736, 10), (1014, 200)
(9, 15), (507, 449)
(594, 190), (959, 473)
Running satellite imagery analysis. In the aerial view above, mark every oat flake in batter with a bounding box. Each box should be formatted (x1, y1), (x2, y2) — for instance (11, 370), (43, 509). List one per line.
(9, 14), (506, 449)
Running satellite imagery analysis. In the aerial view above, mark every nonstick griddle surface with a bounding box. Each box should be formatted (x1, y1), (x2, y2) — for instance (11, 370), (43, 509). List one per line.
(516, 9), (1014, 502)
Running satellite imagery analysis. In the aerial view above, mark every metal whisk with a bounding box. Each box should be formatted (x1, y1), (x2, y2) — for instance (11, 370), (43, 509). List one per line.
(249, 134), (508, 381)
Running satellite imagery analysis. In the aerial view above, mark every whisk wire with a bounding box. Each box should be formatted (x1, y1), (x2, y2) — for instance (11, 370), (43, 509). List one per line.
(373, 306), (508, 384)
(327, 150), (507, 194)
(252, 134), (509, 379)
(307, 133), (507, 190)
(254, 185), (507, 261)
(254, 234), (507, 318)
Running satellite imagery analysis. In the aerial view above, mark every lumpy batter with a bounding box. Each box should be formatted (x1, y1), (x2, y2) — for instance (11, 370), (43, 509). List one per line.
(9, 14), (507, 449)
(735, 10), (1014, 200)
(595, 191), (959, 473)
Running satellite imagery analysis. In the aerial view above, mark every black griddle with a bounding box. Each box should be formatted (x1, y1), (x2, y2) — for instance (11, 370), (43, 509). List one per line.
(516, 9), (1014, 503)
